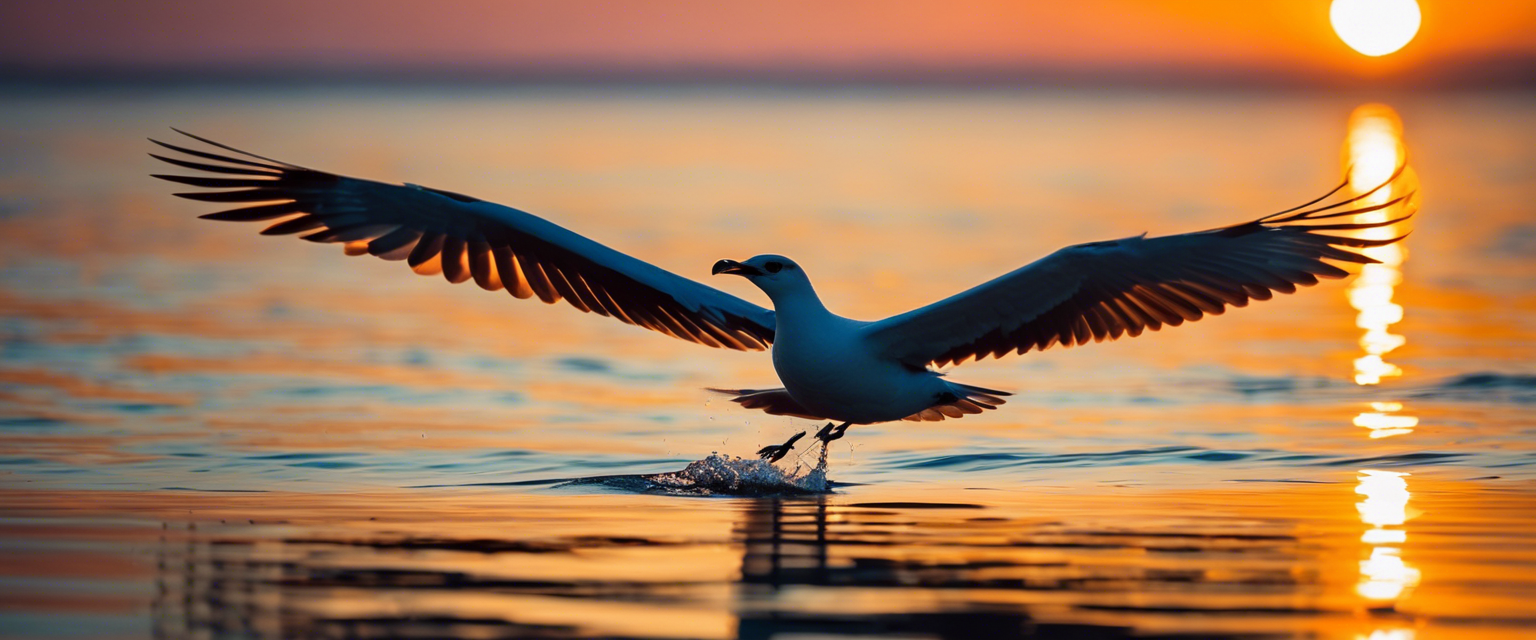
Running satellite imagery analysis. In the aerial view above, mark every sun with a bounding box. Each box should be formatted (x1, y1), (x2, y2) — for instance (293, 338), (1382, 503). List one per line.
(1331, 0), (1422, 57)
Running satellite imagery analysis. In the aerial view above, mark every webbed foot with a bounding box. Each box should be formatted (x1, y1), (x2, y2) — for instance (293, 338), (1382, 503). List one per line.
(757, 431), (805, 463)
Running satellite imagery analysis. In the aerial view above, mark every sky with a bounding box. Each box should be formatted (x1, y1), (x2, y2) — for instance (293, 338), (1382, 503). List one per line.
(2, 0), (1534, 86)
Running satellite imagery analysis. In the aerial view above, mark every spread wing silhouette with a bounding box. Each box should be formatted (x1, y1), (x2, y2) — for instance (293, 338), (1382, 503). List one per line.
(865, 166), (1415, 368)
(151, 130), (776, 350)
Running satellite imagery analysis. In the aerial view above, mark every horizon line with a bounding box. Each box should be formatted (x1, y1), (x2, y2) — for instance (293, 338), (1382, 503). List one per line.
(3, 54), (1534, 92)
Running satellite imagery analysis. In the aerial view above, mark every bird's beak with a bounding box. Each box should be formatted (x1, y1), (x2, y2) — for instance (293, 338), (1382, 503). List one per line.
(712, 259), (762, 276)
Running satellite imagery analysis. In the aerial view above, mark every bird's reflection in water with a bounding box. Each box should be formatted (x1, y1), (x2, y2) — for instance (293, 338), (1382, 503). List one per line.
(151, 523), (284, 639)
(149, 496), (1332, 640)
(735, 497), (1040, 639)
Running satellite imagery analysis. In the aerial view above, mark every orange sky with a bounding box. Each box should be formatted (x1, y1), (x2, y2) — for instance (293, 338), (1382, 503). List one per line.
(2, 1), (1534, 85)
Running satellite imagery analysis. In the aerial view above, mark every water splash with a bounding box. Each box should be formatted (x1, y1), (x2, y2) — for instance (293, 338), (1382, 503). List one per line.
(559, 451), (832, 496)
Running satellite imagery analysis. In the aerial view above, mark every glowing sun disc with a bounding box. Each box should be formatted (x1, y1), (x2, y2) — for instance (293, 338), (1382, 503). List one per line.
(1331, 0), (1422, 56)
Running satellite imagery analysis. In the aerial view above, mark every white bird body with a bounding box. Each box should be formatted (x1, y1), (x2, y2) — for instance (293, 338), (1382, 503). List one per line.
(763, 282), (950, 424)
(150, 129), (1414, 432)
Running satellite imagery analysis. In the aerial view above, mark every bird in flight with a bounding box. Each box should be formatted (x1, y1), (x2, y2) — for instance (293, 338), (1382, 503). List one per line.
(151, 130), (1413, 458)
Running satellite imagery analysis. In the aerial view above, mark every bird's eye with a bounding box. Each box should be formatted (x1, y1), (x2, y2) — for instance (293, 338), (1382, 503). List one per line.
(764, 261), (783, 273)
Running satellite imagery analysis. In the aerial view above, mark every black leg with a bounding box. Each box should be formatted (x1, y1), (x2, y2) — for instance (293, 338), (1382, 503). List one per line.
(813, 422), (836, 442)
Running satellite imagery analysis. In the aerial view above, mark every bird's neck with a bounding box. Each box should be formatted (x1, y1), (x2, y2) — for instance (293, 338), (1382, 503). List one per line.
(766, 282), (835, 327)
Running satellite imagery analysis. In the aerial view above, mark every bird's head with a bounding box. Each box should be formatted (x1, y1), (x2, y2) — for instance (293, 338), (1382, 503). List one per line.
(711, 254), (811, 299)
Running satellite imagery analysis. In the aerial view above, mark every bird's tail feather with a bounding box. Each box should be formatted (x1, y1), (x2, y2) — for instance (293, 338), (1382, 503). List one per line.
(902, 382), (1011, 422)
(709, 382), (1011, 424)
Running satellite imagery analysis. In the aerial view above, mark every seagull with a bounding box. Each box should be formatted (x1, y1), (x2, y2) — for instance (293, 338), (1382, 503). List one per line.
(151, 130), (1414, 450)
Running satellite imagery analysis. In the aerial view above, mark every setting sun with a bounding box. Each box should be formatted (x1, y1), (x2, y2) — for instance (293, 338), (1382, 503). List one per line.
(1332, 0), (1422, 56)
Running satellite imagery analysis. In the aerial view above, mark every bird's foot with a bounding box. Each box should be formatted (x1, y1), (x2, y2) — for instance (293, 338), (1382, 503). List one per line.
(757, 431), (806, 463)
(815, 422), (851, 462)
(755, 444), (787, 462)
(815, 421), (851, 444)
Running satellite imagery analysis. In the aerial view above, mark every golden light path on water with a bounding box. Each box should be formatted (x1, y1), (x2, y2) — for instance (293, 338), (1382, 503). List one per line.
(1344, 103), (1420, 637)
(1345, 103), (1413, 391)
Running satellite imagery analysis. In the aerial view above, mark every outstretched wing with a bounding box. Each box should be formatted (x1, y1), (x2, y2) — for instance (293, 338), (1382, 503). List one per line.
(865, 166), (1416, 368)
(150, 130), (775, 350)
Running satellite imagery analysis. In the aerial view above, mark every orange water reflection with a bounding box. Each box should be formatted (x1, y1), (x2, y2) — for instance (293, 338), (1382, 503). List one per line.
(1344, 103), (1414, 389)
(1343, 104), (1418, 444)
(1343, 104), (1421, 637)
(3, 482), (1533, 639)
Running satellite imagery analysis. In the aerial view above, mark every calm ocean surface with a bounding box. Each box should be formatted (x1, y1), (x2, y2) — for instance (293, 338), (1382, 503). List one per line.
(1, 86), (1533, 639)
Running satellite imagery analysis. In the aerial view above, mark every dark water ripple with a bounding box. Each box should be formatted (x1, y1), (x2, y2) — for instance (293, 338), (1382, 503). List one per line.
(874, 446), (1501, 475)
(1213, 372), (1536, 404)
(1409, 372), (1536, 403)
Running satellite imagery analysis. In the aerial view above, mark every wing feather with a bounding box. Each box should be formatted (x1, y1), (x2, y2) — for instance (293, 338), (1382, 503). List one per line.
(151, 131), (775, 350)
(865, 168), (1416, 368)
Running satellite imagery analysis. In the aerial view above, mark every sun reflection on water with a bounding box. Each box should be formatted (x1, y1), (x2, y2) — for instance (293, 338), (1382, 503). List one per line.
(1344, 103), (1413, 390)
(1344, 104), (1421, 622)
(1353, 401), (1418, 439)
(1355, 470), (1421, 601)
(1357, 629), (1417, 640)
